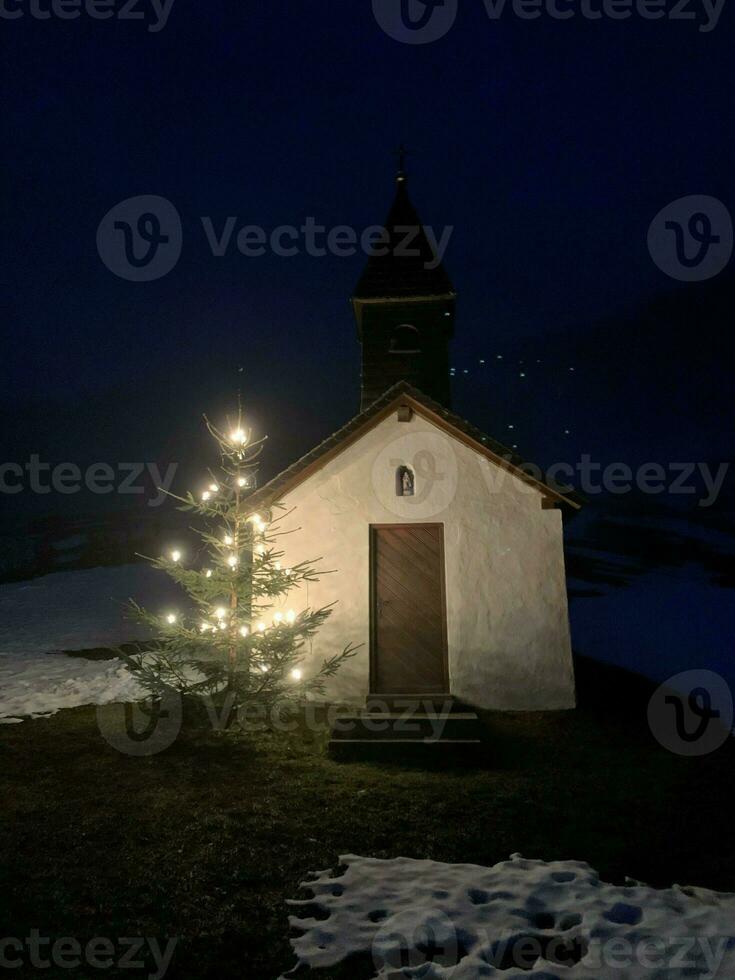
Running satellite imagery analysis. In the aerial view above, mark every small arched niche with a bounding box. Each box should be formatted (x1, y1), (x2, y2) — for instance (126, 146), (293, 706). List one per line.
(389, 324), (422, 354)
(395, 465), (415, 497)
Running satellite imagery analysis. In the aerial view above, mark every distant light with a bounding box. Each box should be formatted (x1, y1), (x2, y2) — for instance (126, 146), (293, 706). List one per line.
(508, 424), (514, 430)
(569, 367), (575, 372)
(290, 669), (302, 681)
(564, 429), (571, 435)
(496, 355), (503, 360)
(519, 372), (526, 378)
(479, 359), (485, 364)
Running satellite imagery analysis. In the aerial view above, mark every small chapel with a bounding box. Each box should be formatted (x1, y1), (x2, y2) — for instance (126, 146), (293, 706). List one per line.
(248, 163), (578, 713)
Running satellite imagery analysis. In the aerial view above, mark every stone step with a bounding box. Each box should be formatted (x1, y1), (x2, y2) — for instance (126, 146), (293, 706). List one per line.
(328, 737), (486, 766)
(330, 711), (484, 743)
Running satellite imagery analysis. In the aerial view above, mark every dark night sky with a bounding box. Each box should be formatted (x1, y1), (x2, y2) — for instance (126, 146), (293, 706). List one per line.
(1, 3), (733, 682)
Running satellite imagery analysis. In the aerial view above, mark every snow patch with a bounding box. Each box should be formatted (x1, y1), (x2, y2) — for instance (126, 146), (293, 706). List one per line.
(284, 854), (735, 978)
(0, 564), (180, 721)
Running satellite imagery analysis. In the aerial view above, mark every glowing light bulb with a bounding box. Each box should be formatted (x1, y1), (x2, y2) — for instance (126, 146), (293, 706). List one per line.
(286, 610), (296, 624)
(260, 664), (269, 673)
(171, 550), (181, 563)
(285, 568), (292, 576)
(202, 491), (211, 502)
(239, 625), (249, 637)
(257, 622), (266, 633)
(227, 555), (238, 568)
(273, 612), (283, 624)
(274, 561), (281, 571)
(290, 669), (302, 681)
(224, 535), (233, 546)
(209, 483), (219, 493)
(166, 613), (177, 625)
(247, 513), (261, 524)
(215, 607), (226, 619)
(255, 545), (265, 556)
(237, 477), (247, 488)
(230, 428), (247, 445)
(200, 622), (210, 633)
(204, 569), (212, 578)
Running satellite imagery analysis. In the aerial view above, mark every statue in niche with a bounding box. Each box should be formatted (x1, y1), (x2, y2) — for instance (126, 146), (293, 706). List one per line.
(396, 465), (415, 497)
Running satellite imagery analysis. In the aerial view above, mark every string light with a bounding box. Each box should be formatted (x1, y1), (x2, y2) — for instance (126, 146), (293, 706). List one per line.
(202, 491), (211, 502)
(166, 613), (177, 625)
(227, 555), (238, 568)
(260, 664), (269, 673)
(170, 550), (181, 563)
(215, 607), (226, 619)
(273, 612), (283, 624)
(274, 561), (281, 571)
(239, 625), (249, 637)
(237, 477), (247, 488)
(257, 622), (266, 633)
(224, 535), (234, 546)
(204, 569), (212, 578)
(209, 483), (219, 493)
(290, 669), (302, 681)
(200, 622), (210, 633)
(286, 609), (296, 624)
(230, 428), (247, 445)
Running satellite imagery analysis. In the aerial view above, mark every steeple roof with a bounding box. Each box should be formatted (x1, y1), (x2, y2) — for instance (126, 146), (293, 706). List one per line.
(353, 169), (455, 301)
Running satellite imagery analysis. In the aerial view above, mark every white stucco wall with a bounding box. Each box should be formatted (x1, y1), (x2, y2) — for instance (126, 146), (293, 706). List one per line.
(270, 411), (576, 711)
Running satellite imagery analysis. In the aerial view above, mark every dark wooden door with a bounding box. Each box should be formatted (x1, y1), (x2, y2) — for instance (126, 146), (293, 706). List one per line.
(370, 524), (449, 695)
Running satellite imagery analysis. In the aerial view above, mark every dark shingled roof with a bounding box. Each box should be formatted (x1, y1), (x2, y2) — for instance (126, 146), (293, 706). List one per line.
(353, 178), (455, 301)
(246, 381), (581, 512)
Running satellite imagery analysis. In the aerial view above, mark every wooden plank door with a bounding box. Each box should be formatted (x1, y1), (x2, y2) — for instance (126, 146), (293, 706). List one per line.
(370, 524), (449, 695)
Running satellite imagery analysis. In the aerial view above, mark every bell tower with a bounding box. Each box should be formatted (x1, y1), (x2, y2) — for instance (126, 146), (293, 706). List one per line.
(352, 156), (456, 411)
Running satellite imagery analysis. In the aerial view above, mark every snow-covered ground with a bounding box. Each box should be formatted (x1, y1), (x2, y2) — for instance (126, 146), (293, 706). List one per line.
(0, 564), (181, 722)
(285, 854), (735, 978)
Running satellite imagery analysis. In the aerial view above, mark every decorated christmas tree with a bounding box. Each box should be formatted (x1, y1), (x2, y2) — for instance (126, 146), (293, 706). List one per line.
(125, 412), (358, 718)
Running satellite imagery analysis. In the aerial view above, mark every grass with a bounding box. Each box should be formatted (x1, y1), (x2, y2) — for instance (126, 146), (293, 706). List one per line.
(1, 657), (733, 978)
